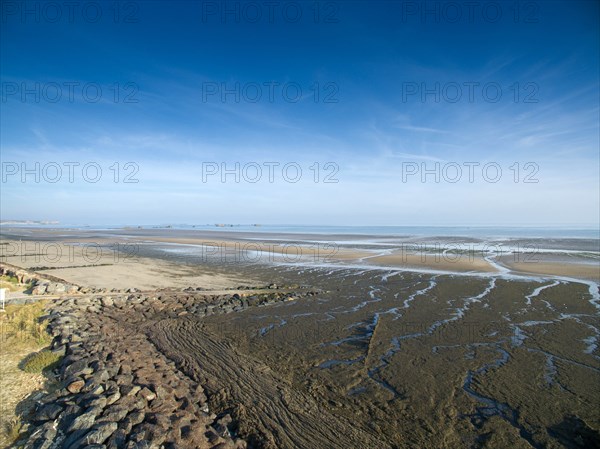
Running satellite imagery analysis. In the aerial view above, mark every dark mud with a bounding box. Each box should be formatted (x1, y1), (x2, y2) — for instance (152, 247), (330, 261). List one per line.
(197, 265), (600, 448)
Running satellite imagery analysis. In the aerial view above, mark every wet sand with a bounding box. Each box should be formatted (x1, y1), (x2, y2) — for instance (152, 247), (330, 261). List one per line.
(2, 226), (597, 281)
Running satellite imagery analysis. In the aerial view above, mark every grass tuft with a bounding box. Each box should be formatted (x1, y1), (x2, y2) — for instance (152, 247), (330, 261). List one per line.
(21, 350), (62, 374)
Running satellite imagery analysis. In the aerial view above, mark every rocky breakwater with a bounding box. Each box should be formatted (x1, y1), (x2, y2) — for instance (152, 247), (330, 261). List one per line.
(18, 285), (323, 449)
(0, 262), (80, 296)
(0, 263), (41, 285)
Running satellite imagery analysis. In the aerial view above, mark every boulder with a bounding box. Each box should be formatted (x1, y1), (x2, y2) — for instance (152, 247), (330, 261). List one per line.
(66, 406), (102, 433)
(138, 387), (156, 402)
(64, 359), (91, 377)
(34, 403), (63, 422)
(66, 377), (85, 394)
(106, 428), (127, 449)
(32, 284), (48, 295)
(100, 405), (129, 422)
(81, 422), (118, 445)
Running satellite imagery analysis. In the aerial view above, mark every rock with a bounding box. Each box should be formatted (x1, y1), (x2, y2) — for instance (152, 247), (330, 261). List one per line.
(13, 282), (257, 449)
(205, 428), (223, 444)
(100, 405), (129, 422)
(64, 359), (90, 377)
(213, 443), (238, 449)
(39, 389), (68, 405)
(67, 407), (101, 432)
(127, 411), (145, 426)
(83, 379), (105, 395)
(154, 385), (169, 399)
(146, 413), (170, 429)
(215, 414), (233, 438)
(128, 427), (147, 443)
(32, 284), (48, 295)
(217, 414), (233, 427)
(118, 419), (133, 434)
(63, 429), (92, 449)
(51, 345), (67, 357)
(138, 387), (156, 401)
(142, 424), (167, 445)
(106, 429), (127, 449)
(23, 421), (57, 449)
(57, 404), (82, 429)
(70, 333), (83, 343)
(84, 395), (108, 410)
(90, 385), (104, 394)
(119, 364), (133, 375)
(79, 422), (118, 446)
(34, 403), (63, 421)
(90, 360), (103, 371)
(66, 377), (85, 394)
(104, 378), (118, 390)
(126, 441), (151, 449)
(106, 428), (127, 449)
(115, 374), (134, 386)
(105, 363), (121, 378)
(106, 390), (121, 406)
(121, 384), (140, 396)
(94, 369), (110, 383)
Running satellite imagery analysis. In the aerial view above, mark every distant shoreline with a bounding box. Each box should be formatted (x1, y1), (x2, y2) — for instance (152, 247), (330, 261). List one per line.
(1, 223), (599, 240)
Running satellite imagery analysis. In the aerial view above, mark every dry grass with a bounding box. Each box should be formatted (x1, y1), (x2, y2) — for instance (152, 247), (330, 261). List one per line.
(0, 274), (34, 297)
(0, 276), (19, 292)
(0, 275), (22, 293)
(0, 301), (51, 346)
(0, 301), (58, 448)
(2, 417), (24, 446)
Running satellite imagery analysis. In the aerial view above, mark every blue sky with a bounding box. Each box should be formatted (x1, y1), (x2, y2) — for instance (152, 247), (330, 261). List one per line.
(1, 0), (598, 226)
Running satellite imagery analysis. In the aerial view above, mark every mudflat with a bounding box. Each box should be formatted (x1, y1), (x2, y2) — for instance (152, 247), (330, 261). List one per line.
(1, 227), (599, 448)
